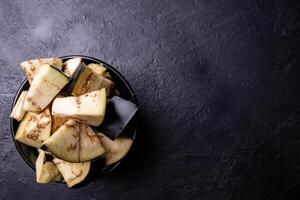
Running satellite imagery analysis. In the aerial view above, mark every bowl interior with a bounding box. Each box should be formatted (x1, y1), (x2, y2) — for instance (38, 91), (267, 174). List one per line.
(10, 55), (138, 176)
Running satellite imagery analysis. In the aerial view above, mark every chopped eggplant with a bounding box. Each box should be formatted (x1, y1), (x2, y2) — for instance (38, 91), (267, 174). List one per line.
(98, 96), (138, 139)
(36, 151), (62, 184)
(87, 63), (106, 76)
(44, 120), (105, 162)
(87, 63), (112, 80)
(63, 57), (83, 78)
(52, 89), (106, 126)
(60, 59), (85, 96)
(15, 108), (51, 148)
(79, 123), (105, 161)
(10, 91), (27, 121)
(43, 120), (80, 163)
(51, 115), (68, 134)
(71, 65), (114, 96)
(53, 158), (90, 188)
(15, 57), (136, 187)
(97, 132), (133, 166)
(20, 58), (62, 84)
(23, 64), (69, 112)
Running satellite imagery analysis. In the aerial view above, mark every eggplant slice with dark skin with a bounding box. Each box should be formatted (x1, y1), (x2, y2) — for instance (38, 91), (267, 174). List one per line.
(43, 119), (105, 163)
(20, 57), (63, 84)
(43, 120), (80, 163)
(96, 96), (138, 139)
(23, 64), (69, 112)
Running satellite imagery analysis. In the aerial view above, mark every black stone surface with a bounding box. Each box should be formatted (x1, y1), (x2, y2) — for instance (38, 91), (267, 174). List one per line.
(0, 0), (299, 199)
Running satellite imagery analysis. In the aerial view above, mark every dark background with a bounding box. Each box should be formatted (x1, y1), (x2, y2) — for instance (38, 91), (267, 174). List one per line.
(0, 0), (299, 199)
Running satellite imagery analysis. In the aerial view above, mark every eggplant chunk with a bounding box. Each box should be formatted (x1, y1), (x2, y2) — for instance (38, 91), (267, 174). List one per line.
(97, 96), (138, 139)
(52, 89), (106, 126)
(79, 123), (105, 161)
(63, 57), (83, 78)
(97, 132), (133, 166)
(43, 120), (80, 163)
(44, 120), (105, 162)
(15, 108), (51, 148)
(87, 63), (106, 76)
(51, 115), (68, 134)
(10, 91), (27, 121)
(53, 158), (91, 188)
(20, 58), (62, 84)
(36, 151), (62, 184)
(23, 64), (69, 112)
(87, 63), (112, 80)
(71, 65), (114, 96)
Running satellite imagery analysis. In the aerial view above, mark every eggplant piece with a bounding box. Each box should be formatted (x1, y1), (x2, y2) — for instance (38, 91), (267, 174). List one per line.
(60, 60), (85, 96)
(71, 65), (114, 96)
(43, 120), (80, 163)
(15, 108), (51, 148)
(79, 123), (105, 161)
(97, 96), (138, 139)
(52, 89), (106, 126)
(87, 63), (112, 81)
(10, 91), (27, 121)
(63, 57), (83, 78)
(23, 64), (69, 112)
(97, 132), (133, 166)
(36, 151), (62, 184)
(51, 115), (68, 134)
(20, 58), (62, 84)
(53, 158), (91, 188)
(44, 120), (105, 162)
(87, 63), (106, 76)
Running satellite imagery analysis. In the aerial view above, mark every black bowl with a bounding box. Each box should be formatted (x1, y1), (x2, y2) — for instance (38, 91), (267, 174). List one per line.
(10, 55), (138, 179)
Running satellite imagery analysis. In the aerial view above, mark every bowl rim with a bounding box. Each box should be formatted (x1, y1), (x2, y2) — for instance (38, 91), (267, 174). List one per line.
(10, 55), (138, 175)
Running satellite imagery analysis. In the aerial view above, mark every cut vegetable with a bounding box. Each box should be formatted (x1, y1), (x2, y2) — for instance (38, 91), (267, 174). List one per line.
(23, 64), (69, 112)
(97, 96), (138, 139)
(20, 58), (62, 84)
(79, 124), (105, 161)
(60, 58), (85, 96)
(44, 120), (105, 162)
(97, 132), (133, 166)
(53, 158), (90, 188)
(43, 120), (80, 162)
(10, 91), (27, 121)
(51, 96), (68, 133)
(87, 63), (112, 80)
(71, 65), (114, 96)
(63, 57), (83, 78)
(15, 108), (51, 148)
(52, 89), (106, 126)
(15, 57), (136, 187)
(51, 115), (68, 133)
(36, 151), (62, 184)
(87, 63), (106, 76)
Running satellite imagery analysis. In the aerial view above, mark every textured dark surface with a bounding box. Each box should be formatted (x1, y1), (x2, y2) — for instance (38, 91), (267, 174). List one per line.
(0, 0), (299, 199)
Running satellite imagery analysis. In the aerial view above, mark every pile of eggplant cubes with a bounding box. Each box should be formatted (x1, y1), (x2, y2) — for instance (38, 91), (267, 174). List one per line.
(10, 57), (138, 187)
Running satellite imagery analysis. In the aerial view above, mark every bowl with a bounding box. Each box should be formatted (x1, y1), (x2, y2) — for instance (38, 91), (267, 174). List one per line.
(10, 55), (138, 179)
